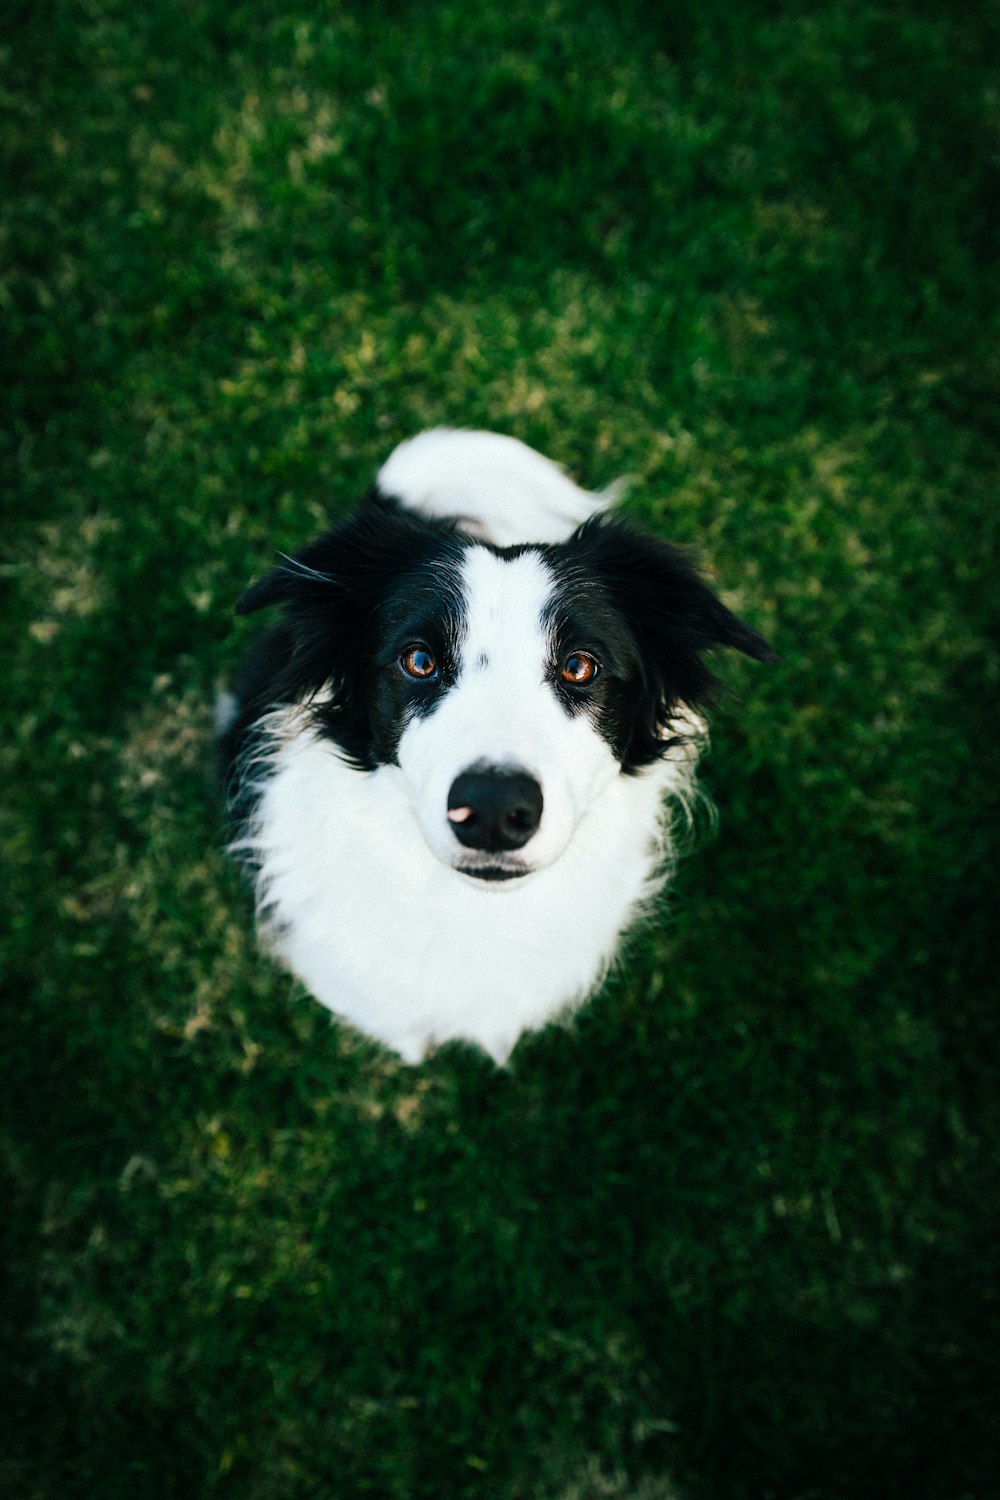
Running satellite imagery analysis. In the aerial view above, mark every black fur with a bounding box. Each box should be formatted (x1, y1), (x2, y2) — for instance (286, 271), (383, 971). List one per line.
(542, 517), (776, 771)
(225, 497), (467, 778)
(221, 498), (774, 792)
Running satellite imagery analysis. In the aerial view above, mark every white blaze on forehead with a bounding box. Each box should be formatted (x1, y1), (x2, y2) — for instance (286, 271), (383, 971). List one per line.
(394, 540), (622, 873)
(457, 546), (555, 685)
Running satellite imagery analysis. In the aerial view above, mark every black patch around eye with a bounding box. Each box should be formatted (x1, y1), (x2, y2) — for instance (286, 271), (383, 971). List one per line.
(541, 548), (676, 768)
(540, 515), (775, 771)
(361, 577), (467, 764)
(244, 503), (471, 771)
(543, 620), (639, 765)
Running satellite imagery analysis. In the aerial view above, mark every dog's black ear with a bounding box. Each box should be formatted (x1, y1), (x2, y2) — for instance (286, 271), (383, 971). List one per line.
(237, 570), (307, 615)
(236, 525), (350, 615)
(569, 513), (776, 666)
(656, 560), (779, 667)
(237, 569), (291, 615)
(235, 496), (457, 618)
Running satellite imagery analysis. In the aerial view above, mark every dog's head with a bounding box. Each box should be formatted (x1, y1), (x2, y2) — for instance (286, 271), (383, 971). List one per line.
(237, 497), (775, 883)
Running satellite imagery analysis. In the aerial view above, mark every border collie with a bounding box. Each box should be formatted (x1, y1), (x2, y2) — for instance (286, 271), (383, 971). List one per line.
(217, 430), (774, 1064)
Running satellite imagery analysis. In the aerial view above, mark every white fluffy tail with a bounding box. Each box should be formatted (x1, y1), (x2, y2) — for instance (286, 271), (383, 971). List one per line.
(375, 429), (621, 547)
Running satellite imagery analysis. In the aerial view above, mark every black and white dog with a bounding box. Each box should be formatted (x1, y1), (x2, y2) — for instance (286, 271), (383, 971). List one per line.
(218, 430), (774, 1063)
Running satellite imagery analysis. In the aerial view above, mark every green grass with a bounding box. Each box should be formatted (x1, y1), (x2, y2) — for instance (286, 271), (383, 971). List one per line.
(2, 1), (998, 1495)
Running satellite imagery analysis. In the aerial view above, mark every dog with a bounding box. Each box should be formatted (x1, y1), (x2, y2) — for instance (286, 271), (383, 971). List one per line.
(217, 429), (774, 1064)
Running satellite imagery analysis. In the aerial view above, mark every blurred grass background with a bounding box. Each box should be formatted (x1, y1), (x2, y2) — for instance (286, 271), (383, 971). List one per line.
(2, 1), (998, 1496)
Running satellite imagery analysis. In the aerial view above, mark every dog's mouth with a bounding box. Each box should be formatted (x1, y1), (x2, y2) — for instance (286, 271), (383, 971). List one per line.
(455, 860), (532, 884)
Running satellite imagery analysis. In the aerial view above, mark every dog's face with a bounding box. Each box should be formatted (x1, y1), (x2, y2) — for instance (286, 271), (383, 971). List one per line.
(374, 544), (628, 881)
(237, 499), (774, 883)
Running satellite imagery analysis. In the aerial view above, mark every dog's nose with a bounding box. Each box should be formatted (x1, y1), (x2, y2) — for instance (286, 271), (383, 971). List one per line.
(447, 768), (543, 852)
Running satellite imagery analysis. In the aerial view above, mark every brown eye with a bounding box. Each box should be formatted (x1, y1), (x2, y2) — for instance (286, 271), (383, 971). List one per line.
(561, 652), (600, 686)
(400, 646), (438, 680)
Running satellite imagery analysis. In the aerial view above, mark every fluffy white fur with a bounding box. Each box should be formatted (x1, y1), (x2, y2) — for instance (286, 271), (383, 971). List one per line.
(240, 715), (697, 1065)
(229, 430), (706, 1064)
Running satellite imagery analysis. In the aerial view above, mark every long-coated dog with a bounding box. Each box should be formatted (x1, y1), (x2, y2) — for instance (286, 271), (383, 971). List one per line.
(217, 430), (774, 1063)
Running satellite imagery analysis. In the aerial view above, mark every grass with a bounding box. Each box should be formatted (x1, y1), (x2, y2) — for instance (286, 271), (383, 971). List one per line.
(2, 1), (998, 1495)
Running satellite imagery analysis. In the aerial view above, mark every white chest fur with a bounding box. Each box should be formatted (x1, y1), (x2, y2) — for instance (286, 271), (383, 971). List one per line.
(242, 725), (693, 1064)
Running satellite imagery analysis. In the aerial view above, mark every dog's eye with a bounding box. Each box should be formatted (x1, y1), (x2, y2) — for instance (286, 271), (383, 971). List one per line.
(400, 646), (438, 680)
(561, 652), (601, 686)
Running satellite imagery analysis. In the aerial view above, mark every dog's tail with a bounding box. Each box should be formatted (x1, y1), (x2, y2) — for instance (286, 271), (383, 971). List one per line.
(375, 429), (623, 548)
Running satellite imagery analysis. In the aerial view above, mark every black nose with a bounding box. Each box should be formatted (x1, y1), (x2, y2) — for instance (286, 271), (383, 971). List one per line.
(447, 768), (543, 852)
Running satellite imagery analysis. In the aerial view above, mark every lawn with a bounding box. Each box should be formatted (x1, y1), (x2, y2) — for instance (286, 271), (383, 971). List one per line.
(2, 1), (998, 1496)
